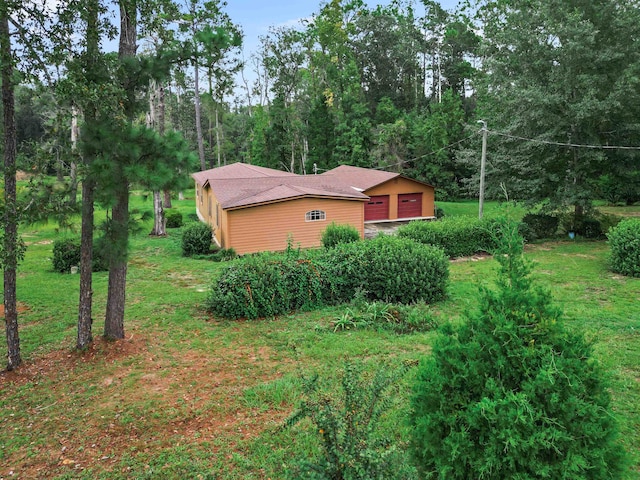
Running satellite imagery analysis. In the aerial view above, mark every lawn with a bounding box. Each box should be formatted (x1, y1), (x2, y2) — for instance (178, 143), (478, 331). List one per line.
(1, 196), (639, 479)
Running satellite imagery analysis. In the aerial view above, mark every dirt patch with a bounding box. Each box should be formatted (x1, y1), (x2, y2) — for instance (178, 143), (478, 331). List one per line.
(450, 252), (492, 263)
(0, 302), (30, 318)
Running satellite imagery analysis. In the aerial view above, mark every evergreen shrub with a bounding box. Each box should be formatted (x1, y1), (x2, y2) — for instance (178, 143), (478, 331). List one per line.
(320, 222), (361, 249)
(165, 209), (183, 228)
(608, 218), (640, 277)
(206, 250), (324, 319)
(52, 238), (108, 273)
(397, 217), (499, 258)
(410, 220), (625, 478)
(181, 222), (212, 256)
(323, 235), (448, 304)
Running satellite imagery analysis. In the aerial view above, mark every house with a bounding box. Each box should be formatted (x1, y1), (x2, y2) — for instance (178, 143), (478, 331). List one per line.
(322, 165), (435, 222)
(192, 163), (435, 255)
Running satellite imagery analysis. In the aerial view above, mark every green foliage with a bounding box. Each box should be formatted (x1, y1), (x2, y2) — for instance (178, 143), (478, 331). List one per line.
(520, 212), (559, 241)
(607, 218), (640, 277)
(165, 209), (183, 228)
(181, 222), (212, 257)
(331, 301), (439, 334)
(206, 250), (325, 320)
(52, 237), (108, 273)
(397, 217), (499, 258)
(284, 361), (417, 480)
(320, 222), (361, 249)
(322, 235), (449, 304)
(410, 220), (626, 479)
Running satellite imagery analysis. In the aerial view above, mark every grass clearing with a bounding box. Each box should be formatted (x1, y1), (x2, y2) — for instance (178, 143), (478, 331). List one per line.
(1, 198), (639, 478)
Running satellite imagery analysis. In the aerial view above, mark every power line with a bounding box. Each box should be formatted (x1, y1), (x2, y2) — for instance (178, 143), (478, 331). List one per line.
(374, 132), (479, 171)
(488, 130), (640, 150)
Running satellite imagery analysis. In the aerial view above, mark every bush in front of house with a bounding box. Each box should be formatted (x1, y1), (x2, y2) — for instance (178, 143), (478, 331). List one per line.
(206, 251), (324, 319)
(397, 216), (499, 258)
(321, 222), (361, 249)
(323, 235), (449, 304)
(181, 222), (212, 257)
(52, 237), (109, 273)
(409, 221), (625, 478)
(165, 209), (183, 228)
(608, 218), (640, 277)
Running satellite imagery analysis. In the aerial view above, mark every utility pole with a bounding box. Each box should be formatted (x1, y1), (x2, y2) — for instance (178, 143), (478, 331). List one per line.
(477, 120), (487, 219)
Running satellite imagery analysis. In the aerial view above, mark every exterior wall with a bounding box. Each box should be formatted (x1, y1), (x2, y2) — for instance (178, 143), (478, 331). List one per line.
(364, 177), (435, 220)
(226, 197), (365, 255)
(195, 182), (224, 247)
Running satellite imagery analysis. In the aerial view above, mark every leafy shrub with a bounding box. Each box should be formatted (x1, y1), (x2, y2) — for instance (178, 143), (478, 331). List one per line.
(320, 222), (361, 249)
(520, 212), (558, 241)
(165, 209), (183, 228)
(181, 222), (212, 256)
(284, 361), (417, 480)
(52, 238), (80, 273)
(206, 251), (325, 319)
(608, 218), (640, 277)
(410, 221), (625, 478)
(434, 204), (445, 219)
(331, 301), (438, 334)
(322, 235), (449, 304)
(211, 247), (237, 262)
(397, 217), (499, 258)
(52, 238), (108, 273)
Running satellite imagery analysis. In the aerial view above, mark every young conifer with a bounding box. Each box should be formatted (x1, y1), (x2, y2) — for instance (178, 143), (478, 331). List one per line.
(410, 219), (625, 479)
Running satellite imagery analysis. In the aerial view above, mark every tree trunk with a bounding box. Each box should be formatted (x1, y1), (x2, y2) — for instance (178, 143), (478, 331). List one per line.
(215, 106), (221, 167)
(194, 58), (206, 170)
(104, 183), (129, 340)
(69, 105), (80, 205)
(1, 7), (21, 370)
(76, 0), (101, 350)
(158, 82), (172, 208)
(103, 0), (135, 340)
(150, 190), (166, 236)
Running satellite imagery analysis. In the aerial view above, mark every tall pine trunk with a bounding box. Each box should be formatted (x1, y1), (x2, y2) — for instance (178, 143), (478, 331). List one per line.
(194, 58), (206, 170)
(1, 7), (21, 370)
(77, 0), (100, 350)
(104, 0), (136, 340)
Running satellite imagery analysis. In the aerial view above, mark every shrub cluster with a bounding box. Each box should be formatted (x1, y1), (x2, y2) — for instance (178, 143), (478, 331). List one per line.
(410, 221), (625, 478)
(607, 218), (640, 277)
(320, 222), (360, 249)
(207, 236), (449, 320)
(52, 238), (108, 273)
(165, 209), (183, 228)
(181, 222), (212, 256)
(324, 235), (448, 304)
(206, 251), (324, 319)
(397, 217), (499, 258)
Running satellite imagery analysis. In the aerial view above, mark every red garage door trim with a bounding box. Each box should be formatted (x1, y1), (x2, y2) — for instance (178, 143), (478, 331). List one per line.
(365, 195), (389, 221)
(398, 193), (422, 218)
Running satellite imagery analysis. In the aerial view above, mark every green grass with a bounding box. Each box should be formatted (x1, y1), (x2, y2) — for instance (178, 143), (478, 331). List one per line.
(1, 199), (639, 478)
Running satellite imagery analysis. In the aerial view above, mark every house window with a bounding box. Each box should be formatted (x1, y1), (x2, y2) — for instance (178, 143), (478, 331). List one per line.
(305, 210), (326, 222)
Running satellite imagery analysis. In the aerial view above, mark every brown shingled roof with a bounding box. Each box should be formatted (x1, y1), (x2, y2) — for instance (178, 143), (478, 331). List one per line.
(192, 163), (368, 209)
(321, 165), (400, 190)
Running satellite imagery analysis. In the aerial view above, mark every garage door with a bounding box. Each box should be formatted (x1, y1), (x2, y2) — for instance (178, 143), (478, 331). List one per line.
(365, 195), (389, 221)
(398, 193), (422, 218)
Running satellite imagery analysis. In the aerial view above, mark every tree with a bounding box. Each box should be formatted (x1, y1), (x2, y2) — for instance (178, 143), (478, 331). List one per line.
(475, 0), (640, 216)
(176, 0), (242, 170)
(410, 219), (625, 478)
(1, 1), (22, 369)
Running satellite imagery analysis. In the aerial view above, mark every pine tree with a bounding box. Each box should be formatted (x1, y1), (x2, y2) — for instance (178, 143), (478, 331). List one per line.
(410, 219), (626, 479)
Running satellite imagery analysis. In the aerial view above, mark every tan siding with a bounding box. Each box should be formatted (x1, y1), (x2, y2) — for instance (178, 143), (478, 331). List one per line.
(364, 177), (435, 219)
(227, 198), (365, 255)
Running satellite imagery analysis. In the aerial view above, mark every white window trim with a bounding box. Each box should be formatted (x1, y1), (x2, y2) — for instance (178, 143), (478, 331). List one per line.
(305, 210), (326, 222)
